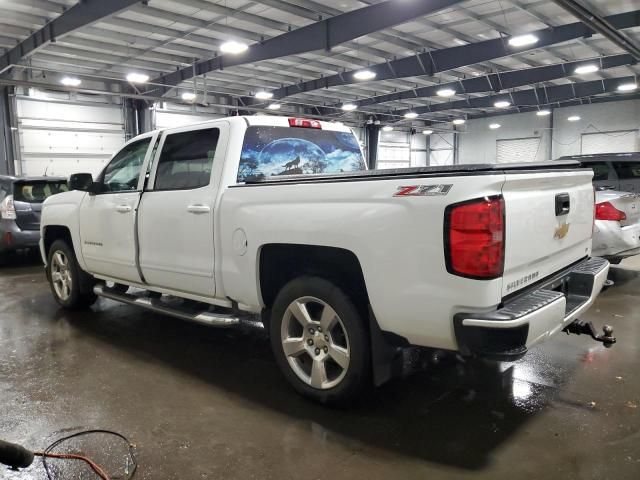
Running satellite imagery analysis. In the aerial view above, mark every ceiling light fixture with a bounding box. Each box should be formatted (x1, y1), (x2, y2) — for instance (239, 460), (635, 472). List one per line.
(452, 119), (466, 125)
(489, 123), (501, 129)
(617, 82), (638, 92)
(568, 115), (581, 122)
(437, 88), (456, 97)
(126, 72), (149, 83)
(494, 100), (511, 108)
(353, 69), (376, 81)
(181, 92), (196, 101)
(574, 64), (599, 75)
(422, 129), (434, 135)
(254, 91), (273, 100)
(220, 40), (248, 54)
(382, 125), (394, 132)
(508, 34), (539, 47)
(267, 103), (281, 110)
(60, 76), (81, 87)
(341, 103), (357, 111)
(536, 109), (551, 116)
(404, 112), (419, 119)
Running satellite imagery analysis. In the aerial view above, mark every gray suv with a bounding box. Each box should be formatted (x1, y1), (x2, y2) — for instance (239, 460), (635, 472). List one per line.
(0, 175), (67, 261)
(559, 152), (640, 193)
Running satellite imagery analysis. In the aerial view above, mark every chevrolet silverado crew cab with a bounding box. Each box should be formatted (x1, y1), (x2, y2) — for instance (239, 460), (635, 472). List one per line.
(40, 115), (613, 404)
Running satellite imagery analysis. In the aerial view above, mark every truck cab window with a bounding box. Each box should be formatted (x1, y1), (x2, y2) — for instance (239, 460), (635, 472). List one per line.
(154, 128), (219, 191)
(102, 138), (152, 192)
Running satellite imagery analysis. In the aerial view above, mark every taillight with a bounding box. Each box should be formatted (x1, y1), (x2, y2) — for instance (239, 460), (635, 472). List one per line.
(445, 196), (505, 279)
(288, 118), (322, 129)
(595, 201), (626, 221)
(0, 195), (16, 220)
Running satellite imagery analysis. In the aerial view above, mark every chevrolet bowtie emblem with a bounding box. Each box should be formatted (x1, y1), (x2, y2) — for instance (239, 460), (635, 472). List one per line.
(554, 223), (570, 239)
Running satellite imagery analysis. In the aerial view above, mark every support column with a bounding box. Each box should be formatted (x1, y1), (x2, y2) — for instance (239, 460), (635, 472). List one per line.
(365, 123), (381, 170)
(0, 87), (15, 175)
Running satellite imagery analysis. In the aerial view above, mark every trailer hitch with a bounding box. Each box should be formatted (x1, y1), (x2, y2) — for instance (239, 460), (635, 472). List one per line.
(563, 320), (616, 347)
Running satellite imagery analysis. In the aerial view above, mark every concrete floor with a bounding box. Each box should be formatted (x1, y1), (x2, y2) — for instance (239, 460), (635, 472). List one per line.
(1, 253), (639, 480)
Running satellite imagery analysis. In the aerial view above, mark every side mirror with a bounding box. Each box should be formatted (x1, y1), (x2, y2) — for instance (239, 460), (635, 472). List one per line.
(68, 173), (97, 193)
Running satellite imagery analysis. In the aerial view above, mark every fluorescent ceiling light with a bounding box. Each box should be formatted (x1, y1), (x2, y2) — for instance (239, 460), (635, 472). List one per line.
(126, 72), (149, 83)
(220, 40), (248, 54)
(508, 34), (538, 47)
(422, 129), (433, 135)
(617, 82), (638, 92)
(181, 91), (196, 101)
(382, 125), (394, 132)
(341, 103), (357, 111)
(567, 115), (581, 122)
(254, 91), (273, 100)
(353, 69), (376, 81)
(404, 112), (419, 119)
(267, 103), (281, 110)
(489, 123), (501, 129)
(536, 109), (551, 116)
(494, 100), (511, 108)
(452, 119), (465, 125)
(60, 76), (81, 87)
(437, 88), (456, 97)
(574, 64), (599, 75)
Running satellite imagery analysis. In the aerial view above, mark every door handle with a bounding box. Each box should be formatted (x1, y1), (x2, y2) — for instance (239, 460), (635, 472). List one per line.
(187, 204), (211, 214)
(115, 205), (132, 213)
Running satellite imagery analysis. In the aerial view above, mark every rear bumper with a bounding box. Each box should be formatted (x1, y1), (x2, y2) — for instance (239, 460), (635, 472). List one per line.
(0, 221), (40, 253)
(593, 221), (640, 259)
(454, 257), (609, 360)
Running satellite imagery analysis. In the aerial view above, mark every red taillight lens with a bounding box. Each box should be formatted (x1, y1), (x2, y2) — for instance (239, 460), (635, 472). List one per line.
(446, 196), (505, 279)
(595, 201), (626, 221)
(288, 118), (322, 129)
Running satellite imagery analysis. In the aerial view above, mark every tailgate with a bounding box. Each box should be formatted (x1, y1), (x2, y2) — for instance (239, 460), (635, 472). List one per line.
(501, 169), (594, 297)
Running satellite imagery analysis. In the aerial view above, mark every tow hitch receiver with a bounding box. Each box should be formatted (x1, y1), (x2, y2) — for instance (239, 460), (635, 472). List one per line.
(563, 320), (616, 347)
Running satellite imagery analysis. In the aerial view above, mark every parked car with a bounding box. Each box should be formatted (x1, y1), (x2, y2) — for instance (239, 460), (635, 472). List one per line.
(559, 152), (640, 193)
(39, 116), (611, 404)
(0, 175), (67, 262)
(593, 189), (640, 263)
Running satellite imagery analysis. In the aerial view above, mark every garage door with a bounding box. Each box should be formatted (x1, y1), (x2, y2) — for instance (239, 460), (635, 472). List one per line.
(16, 95), (125, 177)
(581, 131), (638, 154)
(378, 143), (410, 169)
(496, 137), (542, 163)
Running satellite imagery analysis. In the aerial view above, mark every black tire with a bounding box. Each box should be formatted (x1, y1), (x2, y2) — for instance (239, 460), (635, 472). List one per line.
(47, 239), (97, 309)
(608, 258), (622, 265)
(270, 276), (370, 406)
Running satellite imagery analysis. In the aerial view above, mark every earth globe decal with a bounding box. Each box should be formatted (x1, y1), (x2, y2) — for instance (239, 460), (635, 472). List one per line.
(259, 138), (327, 175)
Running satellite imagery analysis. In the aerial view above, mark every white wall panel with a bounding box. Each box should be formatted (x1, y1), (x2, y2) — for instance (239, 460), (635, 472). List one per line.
(581, 131), (638, 154)
(496, 137), (543, 163)
(16, 96), (125, 176)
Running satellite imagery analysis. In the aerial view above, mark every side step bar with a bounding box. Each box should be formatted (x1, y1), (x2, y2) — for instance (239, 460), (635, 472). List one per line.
(93, 285), (240, 328)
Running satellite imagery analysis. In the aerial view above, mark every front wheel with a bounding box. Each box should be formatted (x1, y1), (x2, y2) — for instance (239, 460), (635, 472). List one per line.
(270, 276), (370, 405)
(47, 239), (97, 309)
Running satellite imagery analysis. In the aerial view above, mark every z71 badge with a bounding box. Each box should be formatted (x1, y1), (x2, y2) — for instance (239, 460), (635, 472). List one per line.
(394, 184), (453, 197)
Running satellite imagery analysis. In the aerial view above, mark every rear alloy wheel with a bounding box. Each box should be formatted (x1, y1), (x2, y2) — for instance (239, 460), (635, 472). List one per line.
(270, 276), (370, 405)
(47, 239), (96, 309)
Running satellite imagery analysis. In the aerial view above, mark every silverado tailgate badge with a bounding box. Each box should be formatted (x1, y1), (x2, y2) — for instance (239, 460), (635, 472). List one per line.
(554, 222), (570, 239)
(394, 184), (452, 197)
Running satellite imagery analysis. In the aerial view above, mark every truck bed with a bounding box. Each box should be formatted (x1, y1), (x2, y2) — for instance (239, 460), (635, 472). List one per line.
(241, 160), (582, 185)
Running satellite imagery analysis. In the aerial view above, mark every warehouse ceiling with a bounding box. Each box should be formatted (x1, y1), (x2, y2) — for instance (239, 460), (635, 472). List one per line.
(0, 0), (639, 128)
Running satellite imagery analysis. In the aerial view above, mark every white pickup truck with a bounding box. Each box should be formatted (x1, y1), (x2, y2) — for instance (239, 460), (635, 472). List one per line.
(40, 115), (614, 404)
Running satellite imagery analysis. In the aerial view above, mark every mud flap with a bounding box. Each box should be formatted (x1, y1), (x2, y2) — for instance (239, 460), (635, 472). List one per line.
(369, 306), (408, 386)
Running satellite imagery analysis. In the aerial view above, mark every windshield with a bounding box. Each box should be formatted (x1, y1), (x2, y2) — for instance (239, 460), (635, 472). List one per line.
(13, 181), (68, 203)
(238, 126), (366, 182)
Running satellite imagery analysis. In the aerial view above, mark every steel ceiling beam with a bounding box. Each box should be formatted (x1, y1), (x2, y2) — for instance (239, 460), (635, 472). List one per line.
(348, 54), (636, 109)
(552, 0), (640, 60)
(0, 0), (142, 74)
(149, 0), (465, 96)
(394, 76), (640, 116)
(268, 10), (640, 101)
